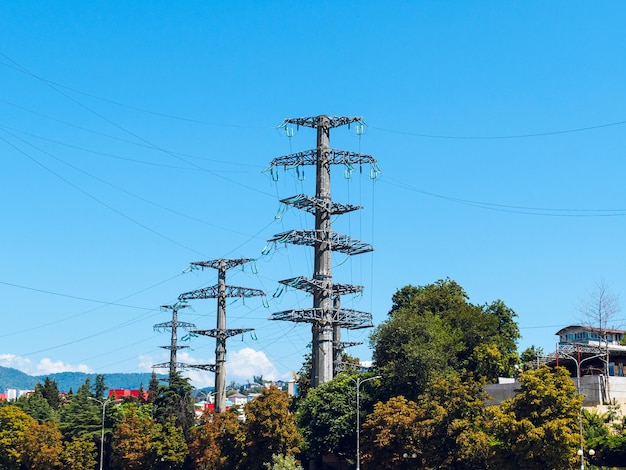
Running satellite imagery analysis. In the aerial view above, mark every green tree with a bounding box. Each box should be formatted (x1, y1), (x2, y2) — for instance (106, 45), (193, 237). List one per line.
(188, 408), (245, 470)
(59, 378), (101, 439)
(148, 371), (160, 403)
(111, 404), (154, 470)
(0, 405), (35, 470)
(411, 373), (492, 469)
(41, 376), (61, 410)
(296, 373), (362, 465)
(242, 385), (302, 470)
(264, 453), (303, 470)
(94, 374), (107, 398)
(361, 374), (491, 470)
(60, 436), (98, 470)
(520, 345), (544, 369)
(371, 279), (520, 401)
(360, 396), (421, 470)
(293, 353), (312, 401)
(16, 384), (58, 423)
(371, 308), (461, 401)
(153, 371), (194, 438)
(151, 416), (188, 470)
(488, 365), (582, 469)
(111, 402), (187, 470)
(19, 420), (63, 470)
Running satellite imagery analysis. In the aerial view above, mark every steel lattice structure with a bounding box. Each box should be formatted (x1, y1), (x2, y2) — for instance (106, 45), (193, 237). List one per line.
(280, 194), (362, 215)
(268, 115), (377, 387)
(269, 229), (373, 256)
(179, 285), (265, 301)
(180, 258), (264, 412)
(152, 304), (202, 376)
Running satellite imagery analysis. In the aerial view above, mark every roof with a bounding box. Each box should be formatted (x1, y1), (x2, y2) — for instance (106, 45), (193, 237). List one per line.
(556, 325), (625, 336)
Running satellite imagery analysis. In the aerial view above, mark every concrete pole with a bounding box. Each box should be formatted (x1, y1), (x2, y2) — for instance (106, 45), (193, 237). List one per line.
(215, 260), (227, 412)
(169, 306), (178, 378)
(333, 296), (342, 374)
(313, 115), (333, 386)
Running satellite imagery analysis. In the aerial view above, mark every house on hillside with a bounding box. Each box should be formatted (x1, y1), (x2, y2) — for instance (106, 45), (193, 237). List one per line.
(551, 325), (626, 377)
(488, 325), (626, 407)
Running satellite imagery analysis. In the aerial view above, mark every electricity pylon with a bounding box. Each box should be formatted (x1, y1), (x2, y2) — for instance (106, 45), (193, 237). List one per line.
(152, 303), (196, 376)
(178, 258), (265, 412)
(267, 115), (377, 387)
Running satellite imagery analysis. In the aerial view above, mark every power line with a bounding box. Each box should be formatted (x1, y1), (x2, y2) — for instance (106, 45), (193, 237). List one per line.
(0, 56), (273, 130)
(381, 176), (626, 217)
(371, 118), (626, 140)
(0, 131), (210, 256)
(0, 120), (257, 171)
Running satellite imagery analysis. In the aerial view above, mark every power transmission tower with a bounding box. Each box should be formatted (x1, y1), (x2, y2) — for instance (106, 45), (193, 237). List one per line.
(178, 258), (265, 412)
(152, 303), (196, 377)
(267, 115), (377, 387)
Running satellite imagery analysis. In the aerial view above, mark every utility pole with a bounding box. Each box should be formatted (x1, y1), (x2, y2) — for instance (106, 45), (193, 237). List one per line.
(178, 258), (265, 412)
(152, 303), (196, 377)
(268, 115), (377, 387)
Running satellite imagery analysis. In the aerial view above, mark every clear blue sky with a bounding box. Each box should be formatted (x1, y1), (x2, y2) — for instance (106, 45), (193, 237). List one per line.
(2, 1), (626, 388)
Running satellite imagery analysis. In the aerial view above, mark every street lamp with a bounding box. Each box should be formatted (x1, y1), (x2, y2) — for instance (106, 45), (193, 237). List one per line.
(350, 375), (381, 470)
(88, 397), (121, 470)
(558, 345), (605, 470)
(577, 448), (595, 470)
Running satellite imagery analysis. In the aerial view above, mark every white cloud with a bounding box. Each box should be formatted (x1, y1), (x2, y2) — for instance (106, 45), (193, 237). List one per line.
(0, 354), (32, 371)
(227, 348), (284, 382)
(0, 354), (92, 375)
(35, 358), (92, 374)
(137, 354), (157, 372)
(135, 349), (288, 389)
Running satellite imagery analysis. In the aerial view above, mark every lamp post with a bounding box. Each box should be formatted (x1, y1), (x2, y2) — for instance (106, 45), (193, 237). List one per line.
(558, 345), (605, 470)
(350, 375), (381, 470)
(577, 448), (595, 470)
(88, 397), (121, 470)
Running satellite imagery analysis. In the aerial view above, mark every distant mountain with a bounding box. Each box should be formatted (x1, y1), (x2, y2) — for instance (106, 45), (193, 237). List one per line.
(0, 366), (167, 393)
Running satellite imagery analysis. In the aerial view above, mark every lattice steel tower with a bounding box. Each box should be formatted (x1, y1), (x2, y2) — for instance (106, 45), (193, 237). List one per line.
(152, 303), (196, 376)
(268, 115), (377, 387)
(178, 259), (265, 412)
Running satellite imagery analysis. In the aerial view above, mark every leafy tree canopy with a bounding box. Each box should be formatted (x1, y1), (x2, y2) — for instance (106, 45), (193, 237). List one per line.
(188, 408), (245, 470)
(0, 405), (35, 470)
(243, 385), (302, 470)
(371, 278), (520, 400)
(296, 373), (361, 463)
(487, 365), (582, 470)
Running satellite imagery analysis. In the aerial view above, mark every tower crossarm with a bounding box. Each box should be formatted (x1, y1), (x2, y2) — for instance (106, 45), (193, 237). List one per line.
(178, 285), (265, 301)
(269, 230), (373, 255)
(159, 345), (190, 351)
(334, 341), (363, 348)
(270, 149), (376, 168)
(191, 328), (253, 339)
(284, 116), (363, 129)
(279, 276), (363, 296)
(281, 194), (362, 215)
(269, 308), (372, 328)
(187, 364), (218, 372)
(189, 258), (253, 271)
(153, 321), (196, 331)
(152, 362), (193, 370)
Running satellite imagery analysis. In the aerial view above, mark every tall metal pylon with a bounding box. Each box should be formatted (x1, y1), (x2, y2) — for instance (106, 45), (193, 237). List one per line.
(267, 115), (377, 387)
(152, 303), (196, 376)
(178, 258), (265, 412)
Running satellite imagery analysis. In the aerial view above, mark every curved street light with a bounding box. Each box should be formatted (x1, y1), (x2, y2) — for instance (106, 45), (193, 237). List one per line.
(350, 375), (381, 470)
(88, 397), (121, 470)
(558, 346), (605, 470)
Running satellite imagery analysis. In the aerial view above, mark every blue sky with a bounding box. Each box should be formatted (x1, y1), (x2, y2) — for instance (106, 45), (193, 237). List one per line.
(2, 1), (626, 388)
